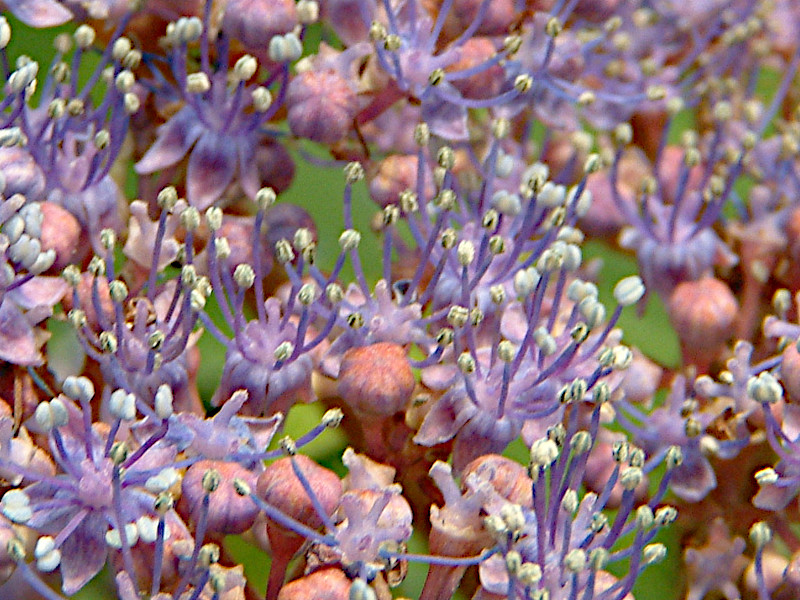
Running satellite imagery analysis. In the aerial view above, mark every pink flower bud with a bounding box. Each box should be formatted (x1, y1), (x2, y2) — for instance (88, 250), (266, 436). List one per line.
(447, 38), (505, 99)
(276, 567), (352, 600)
(178, 460), (259, 535)
(462, 454), (533, 507)
(257, 456), (341, 538)
(222, 0), (298, 55)
(39, 202), (83, 271)
(257, 455), (341, 600)
(369, 155), (434, 208)
(668, 277), (738, 368)
(287, 71), (359, 144)
(337, 343), (415, 417)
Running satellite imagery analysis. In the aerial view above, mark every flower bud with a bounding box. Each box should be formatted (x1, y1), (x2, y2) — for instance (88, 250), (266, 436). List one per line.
(287, 71), (358, 143)
(338, 343), (415, 416)
(1, 490), (31, 524)
(269, 33), (303, 62)
(109, 390), (136, 421)
(747, 372), (783, 405)
(63, 376), (94, 403)
(369, 155), (433, 208)
(0, 17), (9, 49)
(34, 536), (61, 572)
(179, 460), (259, 535)
(274, 568), (351, 599)
(257, 455), (341, 567)
(463, 455), (533, 506)
(668, 277), (737, 367)
(339, 229), (361, 251)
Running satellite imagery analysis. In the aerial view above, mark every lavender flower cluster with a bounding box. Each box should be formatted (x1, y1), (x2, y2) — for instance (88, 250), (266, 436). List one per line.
(0, 0), (798, 599)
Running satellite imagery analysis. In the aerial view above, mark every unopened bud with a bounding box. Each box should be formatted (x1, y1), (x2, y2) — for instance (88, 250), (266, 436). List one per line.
(414, 123), (430, 147)
(74, 25), (96, 49)
(344, 162), (365, 183)
(457, 240), (475, 266)
(234, 264), (255, 289)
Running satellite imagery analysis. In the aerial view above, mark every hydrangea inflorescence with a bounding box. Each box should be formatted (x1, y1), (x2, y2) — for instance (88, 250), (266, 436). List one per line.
(0, 1), (799, 599)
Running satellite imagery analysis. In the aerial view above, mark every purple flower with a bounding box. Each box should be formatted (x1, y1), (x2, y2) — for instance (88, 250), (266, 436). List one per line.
(0, 381), (180, 595)
(473, 420), (680, 599)
(694, 340), (782, 425)
(201, 197), (328, 416)
(66, 194), (206, 411)
(751, 372), (800, 512)
(613, 143), (738, 299)
(616, 375), (745, 502)
(168, 390), (283, 467)
(213, 297), (319, 415)
(136, 14), (298, 209)
(286, 44), (363, 144)
(4, 22), (142, 249)
(414, 282), (629, 471)
(324, 0), (524, 140)
(319, 279), (428, 378)
(2, 0), (72, 27)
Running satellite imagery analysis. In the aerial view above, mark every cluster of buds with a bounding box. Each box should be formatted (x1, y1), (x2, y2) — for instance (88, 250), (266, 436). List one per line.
(0, 1), (799, 600)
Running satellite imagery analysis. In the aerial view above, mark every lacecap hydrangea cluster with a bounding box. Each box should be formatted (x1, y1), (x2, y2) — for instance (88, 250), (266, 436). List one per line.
(0, 0), (798, 599)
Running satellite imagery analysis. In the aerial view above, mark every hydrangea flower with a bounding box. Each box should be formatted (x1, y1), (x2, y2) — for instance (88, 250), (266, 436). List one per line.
(135, 13), (300, 209)
(6, 22), (142, 250)
(474, 423), (681, 599)
(0, 380), (180, 595)
(64, 195), (207, 412)
(615, 375), (746, 502)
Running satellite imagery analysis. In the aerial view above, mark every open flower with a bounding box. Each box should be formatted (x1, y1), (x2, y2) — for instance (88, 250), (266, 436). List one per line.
(136, 16), (298, 208)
